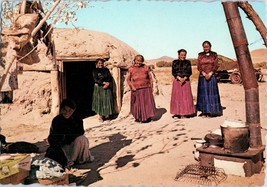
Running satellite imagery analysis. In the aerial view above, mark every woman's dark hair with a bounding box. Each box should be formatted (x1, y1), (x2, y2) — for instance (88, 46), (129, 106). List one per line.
(177, 49), (187, 54)
(134, 54), (144, 62)
(202, 41), (212, 47)
(95, 58), (105, 64)
(60, 99), (76, 110)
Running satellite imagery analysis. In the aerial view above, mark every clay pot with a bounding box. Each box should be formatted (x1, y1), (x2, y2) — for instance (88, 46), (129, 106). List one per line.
(204, 133), (224, 147)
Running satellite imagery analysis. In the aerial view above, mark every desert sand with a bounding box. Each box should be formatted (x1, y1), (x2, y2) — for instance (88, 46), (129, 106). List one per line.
(0, 69), (266, 186)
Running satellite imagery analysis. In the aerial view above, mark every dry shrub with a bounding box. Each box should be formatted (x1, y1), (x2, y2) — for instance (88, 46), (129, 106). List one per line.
(154, 67), (172, 85)
(148, 64), (155, 69)
(188, 58), (198, 66)
(153, 66), (199, 85)
(156, 61), (172, 67)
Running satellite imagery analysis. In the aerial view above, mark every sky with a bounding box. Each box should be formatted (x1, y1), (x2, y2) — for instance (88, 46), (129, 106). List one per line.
(56, 1), (267, 60)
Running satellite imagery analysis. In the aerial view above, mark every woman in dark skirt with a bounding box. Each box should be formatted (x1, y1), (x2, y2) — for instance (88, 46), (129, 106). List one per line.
(92, 58), (115, 122)
(196, 41), (223, 118)
(126, 54), (156, 123)
(170, 49), (196, 118)
(46, 99), (94, 168)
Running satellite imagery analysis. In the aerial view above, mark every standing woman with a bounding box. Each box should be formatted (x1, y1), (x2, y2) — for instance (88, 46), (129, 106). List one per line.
(126, 54), (156, 123)
(92, 58), (115, 122)
(196, 41), (223, 118)
(170, 49), (196, 118)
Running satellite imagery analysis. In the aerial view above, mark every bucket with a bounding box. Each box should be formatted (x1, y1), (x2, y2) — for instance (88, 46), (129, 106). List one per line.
(220, 120), (249, 153)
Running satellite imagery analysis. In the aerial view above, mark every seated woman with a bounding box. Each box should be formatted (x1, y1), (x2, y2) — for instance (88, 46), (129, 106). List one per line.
(45, 99), (94, 168)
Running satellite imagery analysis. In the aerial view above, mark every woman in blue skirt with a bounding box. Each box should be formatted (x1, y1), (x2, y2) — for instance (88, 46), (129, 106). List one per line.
(196, 41), (222, 118)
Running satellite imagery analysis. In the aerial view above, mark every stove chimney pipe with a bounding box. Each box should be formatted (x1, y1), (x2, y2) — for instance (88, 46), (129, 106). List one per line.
(222, 2), (262, 148)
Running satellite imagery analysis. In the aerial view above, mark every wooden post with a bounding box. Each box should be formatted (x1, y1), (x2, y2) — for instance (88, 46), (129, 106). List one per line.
(31, 0), (61, 37)
(50, 36), (60, 116)
(112, 67), (121, 113)
(0, 43), (17, 91)
(50, 69), (60, 116)
(20, 0), (27, 14)
(222, 2), (262, 148)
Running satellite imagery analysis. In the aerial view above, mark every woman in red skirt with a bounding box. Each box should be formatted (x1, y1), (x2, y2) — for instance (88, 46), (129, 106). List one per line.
(126, 54), (156, 123)
(170, 49), (196, 118)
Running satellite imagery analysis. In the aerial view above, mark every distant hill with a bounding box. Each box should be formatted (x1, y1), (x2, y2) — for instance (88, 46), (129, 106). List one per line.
(217, 54), (237, 70)
(146, 56), (174, 64)
(250, 48), (267, 64)
(147, 54), (236, 70)
(146, 48), (267, 69)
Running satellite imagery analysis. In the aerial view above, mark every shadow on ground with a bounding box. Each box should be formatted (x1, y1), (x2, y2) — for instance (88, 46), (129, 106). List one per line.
(70, 133), (132, 186)
(32, 119), (188, 186)
(152, 107), (167, 121)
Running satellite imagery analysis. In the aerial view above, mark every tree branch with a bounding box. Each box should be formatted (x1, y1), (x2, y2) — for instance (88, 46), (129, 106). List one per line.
(31, 0), (61, 37)
(20, 0), (27, 14)
(238, 1), (267, 48)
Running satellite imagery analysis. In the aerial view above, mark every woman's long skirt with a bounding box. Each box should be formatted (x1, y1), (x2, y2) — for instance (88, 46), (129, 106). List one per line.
(92, 84), (115, 116)
(196, 76), (222, 115)
(131, 87), (156, 122)
(170, 80), (196, 116)
(62, 135), (92, 164)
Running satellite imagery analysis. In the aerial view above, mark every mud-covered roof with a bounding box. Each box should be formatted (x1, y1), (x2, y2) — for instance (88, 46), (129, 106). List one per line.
(53, 28), (138, 68)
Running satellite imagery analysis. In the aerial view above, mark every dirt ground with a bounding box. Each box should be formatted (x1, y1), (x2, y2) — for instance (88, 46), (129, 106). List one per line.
(0, 70), (266, 186)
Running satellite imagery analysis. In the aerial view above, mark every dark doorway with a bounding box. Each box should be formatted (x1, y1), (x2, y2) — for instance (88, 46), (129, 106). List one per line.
(64, 61), (96, 118)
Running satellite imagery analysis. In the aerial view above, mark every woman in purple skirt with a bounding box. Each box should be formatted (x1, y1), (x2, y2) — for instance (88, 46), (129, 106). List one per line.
(170, 49), (196, 119)
(196, 41), (223, 118)
(126, 54), (156, 123)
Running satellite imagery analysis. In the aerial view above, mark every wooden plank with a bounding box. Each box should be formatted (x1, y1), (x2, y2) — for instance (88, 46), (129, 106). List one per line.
(198, 147), (264, 177)
(197, 145), (265, 158)
(57, 55), (110, 61)
(20, 64), (54, 71)
(0, 169), (29, 184)
(112, 67), (121, 113)
(38, 174), (69, 185)
(0, 48), (16, 91)
(50, 70), (60, 116)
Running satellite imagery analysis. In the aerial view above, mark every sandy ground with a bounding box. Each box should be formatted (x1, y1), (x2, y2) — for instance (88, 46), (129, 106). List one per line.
(1, 25), (266, 186)
(1, 74), (266, 186)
